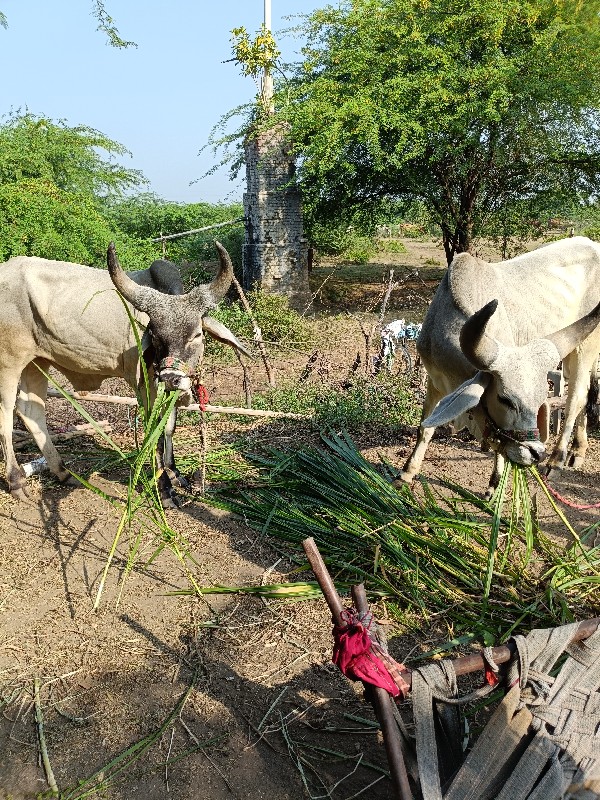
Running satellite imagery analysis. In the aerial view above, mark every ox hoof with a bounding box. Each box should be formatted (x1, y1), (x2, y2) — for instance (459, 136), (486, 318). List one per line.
(567, 454), (585, 469)
(170, 471), (191, 491)
(10, 485), (30, 501)
(160, 492), (180, 510)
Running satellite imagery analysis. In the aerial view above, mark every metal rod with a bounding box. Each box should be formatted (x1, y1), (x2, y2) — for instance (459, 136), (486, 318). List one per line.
(352, 584), (414, 800)
(397, 617), (600, 691)
(302, 537), (344, 626)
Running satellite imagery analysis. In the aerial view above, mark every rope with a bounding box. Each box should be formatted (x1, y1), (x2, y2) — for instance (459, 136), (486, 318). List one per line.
(541, 474), (600, 510)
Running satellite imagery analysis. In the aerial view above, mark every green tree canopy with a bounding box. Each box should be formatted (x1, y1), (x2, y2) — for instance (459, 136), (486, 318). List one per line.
(268, 0), (600, 262)
(0, 112), (154, 267)
(0, 112), (145, 199)
(0, 178), (156, 268)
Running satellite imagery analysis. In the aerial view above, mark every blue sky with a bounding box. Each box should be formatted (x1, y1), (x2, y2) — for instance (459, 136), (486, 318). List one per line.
(0, 1), (323, 204)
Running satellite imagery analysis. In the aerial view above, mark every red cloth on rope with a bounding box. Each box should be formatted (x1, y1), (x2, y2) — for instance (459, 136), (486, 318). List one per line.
(332, 611), (401, 697)
(193, 383), (209, 412)
(484, 665), (500, 687)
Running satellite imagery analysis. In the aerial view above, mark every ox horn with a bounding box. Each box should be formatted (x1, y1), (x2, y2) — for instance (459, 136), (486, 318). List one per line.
(545, 300), (600, 359)
(188, 240), (234, 308)
(459, 299), (500, 370)
(107, 242), (159, 314)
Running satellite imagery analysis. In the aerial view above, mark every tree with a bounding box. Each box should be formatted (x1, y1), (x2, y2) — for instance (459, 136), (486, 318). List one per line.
(271, 0), (600, 263)
(0, 3), (135, 48)
(0, 178), (156, 267)
(0, 113), (152, 267)
(0, 112), (144, 199)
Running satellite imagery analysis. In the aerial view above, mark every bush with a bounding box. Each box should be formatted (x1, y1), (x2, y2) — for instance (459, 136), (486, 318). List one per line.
(206, 288), (313, 360)
(253, 372), (421, 431)
(0, 178), (155, 269)
(376, 239), (407, 254)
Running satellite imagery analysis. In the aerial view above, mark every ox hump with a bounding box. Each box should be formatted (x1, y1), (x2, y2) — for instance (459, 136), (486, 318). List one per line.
(448, 252), (502, 318)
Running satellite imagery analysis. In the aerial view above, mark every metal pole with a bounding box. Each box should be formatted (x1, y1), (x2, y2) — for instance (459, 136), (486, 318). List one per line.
(262, 0), (274, 111)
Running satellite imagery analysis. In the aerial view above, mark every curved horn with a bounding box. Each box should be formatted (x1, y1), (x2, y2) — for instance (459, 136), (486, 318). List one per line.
(189, 241), (233, 307)
(459, 299), (500, 370)
(545, 301), (600, 359)
(107, 242), (158, 314)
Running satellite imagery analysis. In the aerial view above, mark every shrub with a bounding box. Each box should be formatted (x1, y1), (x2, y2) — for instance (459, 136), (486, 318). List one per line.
(206, 288), (313, 361)
(376, 239), (407, 254)
(253, 372), (421, 431)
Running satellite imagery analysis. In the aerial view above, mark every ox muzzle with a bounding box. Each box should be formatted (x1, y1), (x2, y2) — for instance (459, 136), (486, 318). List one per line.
(156, 356), (193, 394)
(482, 415), (546, 466)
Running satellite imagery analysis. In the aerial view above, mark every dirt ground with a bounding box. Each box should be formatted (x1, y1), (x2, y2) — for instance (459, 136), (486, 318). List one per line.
(1, 237), (599, 800)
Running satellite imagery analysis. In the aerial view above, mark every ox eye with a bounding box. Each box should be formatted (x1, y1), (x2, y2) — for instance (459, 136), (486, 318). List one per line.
(498, 395), (517, 410)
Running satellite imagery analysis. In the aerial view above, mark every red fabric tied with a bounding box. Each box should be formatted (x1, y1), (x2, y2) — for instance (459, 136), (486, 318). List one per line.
(193, 384), (209, 412)
(332, 612), (401, 697)
(484, 665), (500, 687)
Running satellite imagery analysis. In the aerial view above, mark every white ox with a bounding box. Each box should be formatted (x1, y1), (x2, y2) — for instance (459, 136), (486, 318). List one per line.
(398, 236), (600, 496)
(0, 242), (250, 506)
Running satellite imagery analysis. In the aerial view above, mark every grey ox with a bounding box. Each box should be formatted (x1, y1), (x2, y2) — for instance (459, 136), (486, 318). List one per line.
(398, 236), (600, 496)
(0, 241), (250, 506)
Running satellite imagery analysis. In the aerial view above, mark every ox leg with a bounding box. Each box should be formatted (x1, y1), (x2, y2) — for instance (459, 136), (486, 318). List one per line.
(161, 408), (190, 490)
(0, 373), (28, 499)
(485, 452), (505, 501)
(16, 362), (76, 486)
(547, 347), (594, 472)
(568, 408), (588, 469)
(393, 381), (443, 486)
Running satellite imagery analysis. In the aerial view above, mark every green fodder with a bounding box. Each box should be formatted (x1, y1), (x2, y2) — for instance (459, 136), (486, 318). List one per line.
(206, 432), (600, 641)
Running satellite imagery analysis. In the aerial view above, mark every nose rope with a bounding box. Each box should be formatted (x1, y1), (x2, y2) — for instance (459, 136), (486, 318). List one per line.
(157, 356), (191, 375)
(156, 355), (209, 411)
(482, 412), (540, 449)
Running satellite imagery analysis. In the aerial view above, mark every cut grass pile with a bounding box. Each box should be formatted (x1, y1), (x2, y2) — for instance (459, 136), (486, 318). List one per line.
(207, 431), (600, 641)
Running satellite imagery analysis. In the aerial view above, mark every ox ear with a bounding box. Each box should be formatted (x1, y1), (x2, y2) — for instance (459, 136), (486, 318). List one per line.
(202, 316), (253, 359)
(422, 372), (491, 429)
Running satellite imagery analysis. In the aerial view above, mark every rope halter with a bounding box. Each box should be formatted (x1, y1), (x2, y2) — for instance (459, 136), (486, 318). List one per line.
(157, 356), (191, 376)
(481, 408), (540, 451)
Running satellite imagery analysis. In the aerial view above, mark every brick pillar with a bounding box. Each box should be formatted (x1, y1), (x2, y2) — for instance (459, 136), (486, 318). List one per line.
(243, 124), (311, 310)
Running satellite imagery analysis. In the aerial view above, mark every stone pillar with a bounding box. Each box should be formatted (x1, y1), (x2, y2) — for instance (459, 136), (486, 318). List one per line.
(243, 124), (311, 310)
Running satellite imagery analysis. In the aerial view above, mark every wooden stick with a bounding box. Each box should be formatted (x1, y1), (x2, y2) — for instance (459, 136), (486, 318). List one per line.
(46, 388), (310, 419)
(34, 676), (59, 795)
(302, 537), (345, 625)
(302, 538), (413, 800)
(231, 272), (276, 388)
(352, 584), (414, 800)
(14, 427), (113, 450)
(397, 616), (600, 691)
(47, 388), (138, 406)
(185, 403), (310, 419)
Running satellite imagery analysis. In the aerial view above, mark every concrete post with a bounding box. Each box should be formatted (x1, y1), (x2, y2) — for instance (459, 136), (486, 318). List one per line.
(243, 123), (311, 310)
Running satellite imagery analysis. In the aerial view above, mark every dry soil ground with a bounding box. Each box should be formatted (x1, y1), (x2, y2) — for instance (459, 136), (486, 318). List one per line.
(1, 238), (599, 800)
